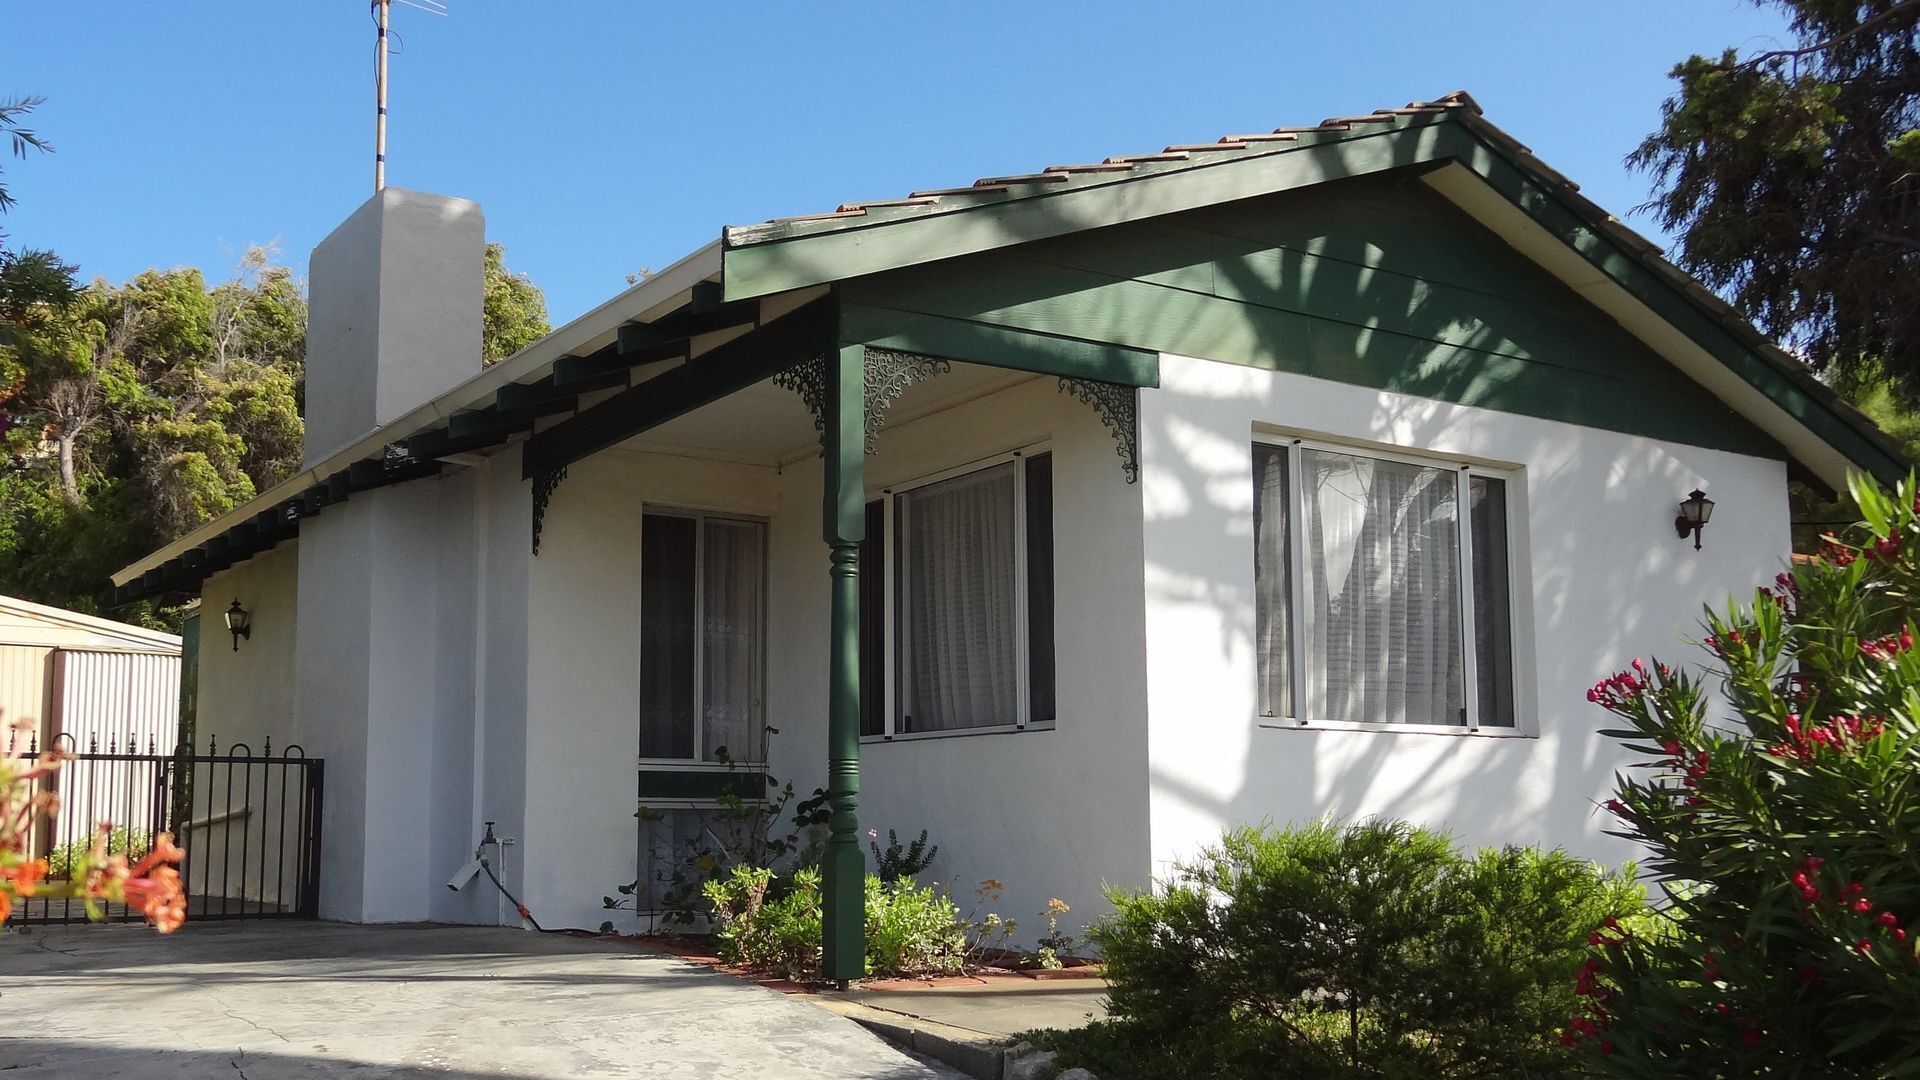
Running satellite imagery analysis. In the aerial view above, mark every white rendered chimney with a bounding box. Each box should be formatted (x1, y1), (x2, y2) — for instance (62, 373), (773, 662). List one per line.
(304, 188), (483, 467)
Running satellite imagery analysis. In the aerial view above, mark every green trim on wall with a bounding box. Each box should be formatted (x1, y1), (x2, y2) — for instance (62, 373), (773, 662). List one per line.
(635, 769), (770, 802)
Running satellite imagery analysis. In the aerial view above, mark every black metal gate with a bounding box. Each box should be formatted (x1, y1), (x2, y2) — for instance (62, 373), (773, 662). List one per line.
(7, 732), (323, 926)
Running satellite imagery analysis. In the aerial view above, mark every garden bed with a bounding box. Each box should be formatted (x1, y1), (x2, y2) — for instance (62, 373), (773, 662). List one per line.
(609, 932), (1101, 989)
(976, 948), (1104, 980)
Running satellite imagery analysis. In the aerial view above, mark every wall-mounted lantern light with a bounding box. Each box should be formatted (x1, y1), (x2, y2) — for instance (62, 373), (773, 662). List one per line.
(224, 599), (252, 651)
(1674, 489), (1715, 551)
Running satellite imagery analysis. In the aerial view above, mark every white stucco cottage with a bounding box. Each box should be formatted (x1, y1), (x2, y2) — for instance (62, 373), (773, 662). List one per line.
(113, 92), (1903, 978)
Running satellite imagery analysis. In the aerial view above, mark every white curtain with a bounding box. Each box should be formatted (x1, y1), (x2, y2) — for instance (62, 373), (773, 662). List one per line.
(1253, 444), (1293, 717)
(1300, 449), (1464, 725)
(901, 463), (1019, 731)
(701, 519), (764, 761)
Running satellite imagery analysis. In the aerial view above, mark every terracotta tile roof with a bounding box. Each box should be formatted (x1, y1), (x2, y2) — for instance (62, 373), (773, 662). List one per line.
(750, 91), (1485, 232)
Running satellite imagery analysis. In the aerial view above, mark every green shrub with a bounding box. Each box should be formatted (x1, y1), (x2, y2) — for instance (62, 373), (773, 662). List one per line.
(45, 827), (148, 879)
(869, 828), (938, 883)
(705, 866), (823, 979)
(866, 875), (966, 976)
(704, 866), (968, 980)
(1084, 821), (1642, 1079)
(1575, 474), (1920, 1074)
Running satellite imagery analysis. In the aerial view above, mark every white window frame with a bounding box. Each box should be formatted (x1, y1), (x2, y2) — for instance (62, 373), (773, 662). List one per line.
(866, 444), (1054, 743)
(1252, 432), (1533, 738)
(636, 506), (772, 771)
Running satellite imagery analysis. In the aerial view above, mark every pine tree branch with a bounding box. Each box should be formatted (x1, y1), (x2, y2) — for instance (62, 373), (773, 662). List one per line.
(1739, 0), (1920, 69)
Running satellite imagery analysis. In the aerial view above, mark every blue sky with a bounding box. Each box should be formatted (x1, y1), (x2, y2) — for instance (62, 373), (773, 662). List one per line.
(8, 2), (1791, 324)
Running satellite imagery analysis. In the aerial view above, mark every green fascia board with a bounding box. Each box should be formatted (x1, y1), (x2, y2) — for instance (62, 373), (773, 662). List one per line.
(722, 117), (1454, 301)
(524, 297), (837, 478)
(728, 111), (1893, 481)
(841, 303), (1159, 388)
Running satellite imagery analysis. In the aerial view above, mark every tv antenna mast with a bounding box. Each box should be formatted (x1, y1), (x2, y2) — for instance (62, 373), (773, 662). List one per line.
(373, 0), (448, 192)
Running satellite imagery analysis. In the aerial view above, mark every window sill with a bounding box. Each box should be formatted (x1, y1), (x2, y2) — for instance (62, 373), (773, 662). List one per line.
(1257, 718), (1535, 739)
(862, 723), (1054, 745)
(636, 760), (769, 771)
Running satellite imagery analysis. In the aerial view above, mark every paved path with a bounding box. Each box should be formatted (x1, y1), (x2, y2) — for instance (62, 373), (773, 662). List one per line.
(0, 922), (965, 1079)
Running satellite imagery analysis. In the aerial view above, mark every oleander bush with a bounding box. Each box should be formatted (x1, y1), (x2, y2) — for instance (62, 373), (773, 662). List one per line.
(1044, 821), (1641, 1079)
(1572, 474), (1920, 1075)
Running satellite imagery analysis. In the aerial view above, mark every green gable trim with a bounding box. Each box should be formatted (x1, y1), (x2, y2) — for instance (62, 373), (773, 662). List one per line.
(1448, 134), (1905, 484)
(723, 112), (1894, 482)
(843, 177), (1781, 460)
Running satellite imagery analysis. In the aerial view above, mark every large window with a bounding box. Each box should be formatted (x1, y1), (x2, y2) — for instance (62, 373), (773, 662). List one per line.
(1253, 439), (1518, 731)
(639, 511), (767, 763)
(860, 451), (1055, 738)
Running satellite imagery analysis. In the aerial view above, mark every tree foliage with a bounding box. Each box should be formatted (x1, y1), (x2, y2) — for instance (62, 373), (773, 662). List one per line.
(1633, 1), (1920, 392)
(482, 241), (548, 364)
(0, 244), (549, 624)
(0, 95), (50, 221)
(1575, 474), (1920, 1074)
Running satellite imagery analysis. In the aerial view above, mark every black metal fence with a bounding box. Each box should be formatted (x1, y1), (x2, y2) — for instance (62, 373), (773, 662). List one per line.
(6, 731), (323, 926)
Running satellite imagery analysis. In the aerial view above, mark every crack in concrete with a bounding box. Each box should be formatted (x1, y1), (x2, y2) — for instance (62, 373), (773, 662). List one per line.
(216, 1000), (290, 1044)
(31, 936), (79, 959)
(223, 1011), (290, 1043)
(229, 1049), (250, 1080)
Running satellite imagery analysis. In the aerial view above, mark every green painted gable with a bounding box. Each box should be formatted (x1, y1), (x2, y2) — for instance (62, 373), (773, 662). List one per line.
(842, 172), (1782, 459)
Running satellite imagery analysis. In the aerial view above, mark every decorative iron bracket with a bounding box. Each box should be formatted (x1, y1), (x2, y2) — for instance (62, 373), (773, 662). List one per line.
(531, 465), (568, 555)
(773, 356), (828, 445)
(1059, 377), (1139, 483)
(862, 348), (950, 451)
(775, 348), (952, 454)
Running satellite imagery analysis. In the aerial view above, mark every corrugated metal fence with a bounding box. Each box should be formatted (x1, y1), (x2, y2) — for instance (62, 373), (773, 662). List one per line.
(51, 649), (181, 753)
(38, 649), (183, 853)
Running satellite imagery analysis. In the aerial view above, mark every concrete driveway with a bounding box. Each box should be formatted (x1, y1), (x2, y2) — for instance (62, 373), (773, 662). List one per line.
(0, 922), (966, 1079)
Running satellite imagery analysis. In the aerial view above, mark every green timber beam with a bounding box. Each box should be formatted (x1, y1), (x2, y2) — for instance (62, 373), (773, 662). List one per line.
(616, 305), (756, 353)
(820, 341), (865, 986)
(840, 303), (1159, 387)
(448, 406), (553, 442)
(495, 373), (616, 412)
(523, 297), (836, 478)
